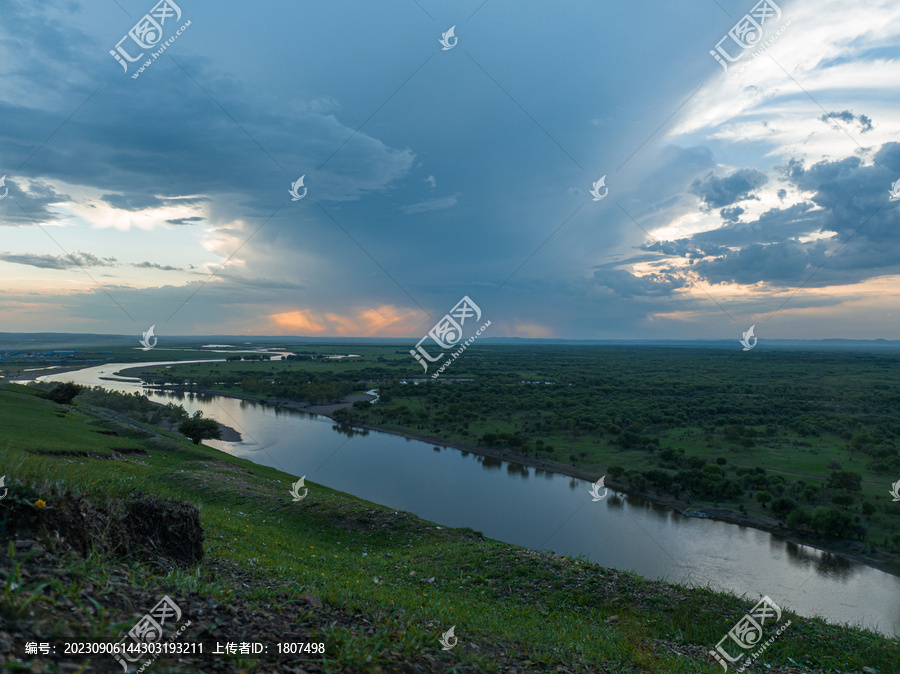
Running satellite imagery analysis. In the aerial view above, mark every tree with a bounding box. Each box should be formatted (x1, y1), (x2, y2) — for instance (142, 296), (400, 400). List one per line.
(828, 471), (862, 492)
(40, 382), (82, 405)
(786, 507), (813, 531)
(849, 432), (873, 454)
(606, 466), (625, 480)
(332, 408), (352, 421)
(755, 491), (773, 508)
(771, 497), (798, 520)
(811, 507), (857, 538)
(831, 493), (855, 507)
(724, 424), (743, 441)
(626, 472), (648, 491)
(178, 411), (222, 445)
(721, 480), (744, 499)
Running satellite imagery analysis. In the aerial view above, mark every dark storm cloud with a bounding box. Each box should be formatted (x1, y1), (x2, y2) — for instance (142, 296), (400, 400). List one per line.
(689, 168), (769, 208)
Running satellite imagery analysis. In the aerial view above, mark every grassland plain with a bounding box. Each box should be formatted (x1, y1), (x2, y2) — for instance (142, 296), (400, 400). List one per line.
(133, 344), (900, 574)
(1, 383), (897, 672)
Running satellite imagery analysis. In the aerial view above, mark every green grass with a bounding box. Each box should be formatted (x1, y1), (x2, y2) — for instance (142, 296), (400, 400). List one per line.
(1, 384), (897, 672)
(0, 387), (145, 457)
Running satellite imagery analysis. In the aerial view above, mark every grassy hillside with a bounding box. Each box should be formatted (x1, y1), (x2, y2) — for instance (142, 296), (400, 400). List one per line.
(0, 384), (897, 672)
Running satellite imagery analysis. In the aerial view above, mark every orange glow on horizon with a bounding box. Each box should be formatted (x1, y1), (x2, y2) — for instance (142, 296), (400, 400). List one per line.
(269, 305), (423, 337)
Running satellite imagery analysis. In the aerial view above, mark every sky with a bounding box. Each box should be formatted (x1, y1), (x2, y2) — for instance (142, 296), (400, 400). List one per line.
(1, 0), (900, 341)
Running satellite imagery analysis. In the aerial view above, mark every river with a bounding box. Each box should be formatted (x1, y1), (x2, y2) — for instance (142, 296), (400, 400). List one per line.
(34, 361), (900, 637)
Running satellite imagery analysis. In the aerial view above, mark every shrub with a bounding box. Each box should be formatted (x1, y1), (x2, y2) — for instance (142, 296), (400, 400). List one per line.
(39, 382), (83, 405)
(786, 507), (813, 530)
(771, 497), (798, 520)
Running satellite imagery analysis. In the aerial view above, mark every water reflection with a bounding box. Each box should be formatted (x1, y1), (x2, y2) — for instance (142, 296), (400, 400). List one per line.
(506, 462), (529, 479)
(479, 455), (502, 471)
(606, 493), (624, 509)
(331, 424), (370, 438)
(782, 540), (856, 579)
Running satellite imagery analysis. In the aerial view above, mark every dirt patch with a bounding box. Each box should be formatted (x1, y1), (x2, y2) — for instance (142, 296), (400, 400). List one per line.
(124, 497), (204, 566)
(0, 489), (203, 567)
(109, 446), (148, 455)
(29, 449), (109, 459)
(29, 447), (147, 459)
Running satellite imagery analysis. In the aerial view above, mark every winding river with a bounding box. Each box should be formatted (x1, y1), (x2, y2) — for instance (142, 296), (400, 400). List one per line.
(35, 361), (900, 637)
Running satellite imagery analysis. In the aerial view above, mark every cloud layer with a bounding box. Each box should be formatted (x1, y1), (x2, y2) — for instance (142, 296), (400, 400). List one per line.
(0, 0), (899, 340)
